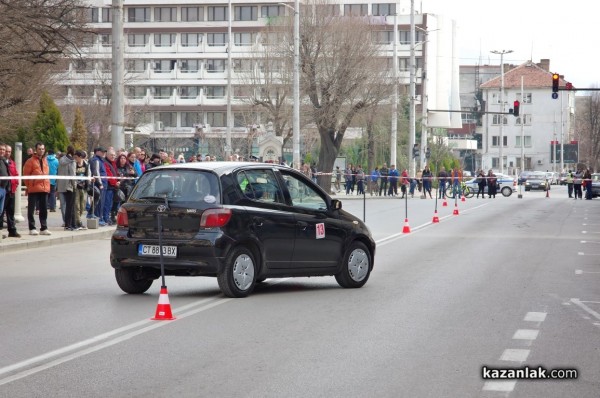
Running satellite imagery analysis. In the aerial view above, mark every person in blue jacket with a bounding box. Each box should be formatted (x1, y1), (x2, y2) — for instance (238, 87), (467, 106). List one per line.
(46, 150), (59, 212)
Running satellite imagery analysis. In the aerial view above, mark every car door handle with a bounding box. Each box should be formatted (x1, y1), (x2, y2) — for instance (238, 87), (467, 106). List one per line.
(297, 221), (308, 230)
(253, 217), (264, 228)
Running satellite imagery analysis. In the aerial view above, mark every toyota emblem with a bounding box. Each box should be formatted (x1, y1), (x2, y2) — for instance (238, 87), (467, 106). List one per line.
(157, 204), (167, 212)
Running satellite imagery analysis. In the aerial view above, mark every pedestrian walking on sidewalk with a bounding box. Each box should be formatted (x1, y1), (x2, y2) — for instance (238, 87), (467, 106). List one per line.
(0, 144), (21, 237)
(57, 146), (77, 230)
(23, 142), (52, 235)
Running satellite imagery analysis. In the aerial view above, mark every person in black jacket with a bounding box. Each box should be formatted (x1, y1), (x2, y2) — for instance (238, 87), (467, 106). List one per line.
(0, 143), (10, 239)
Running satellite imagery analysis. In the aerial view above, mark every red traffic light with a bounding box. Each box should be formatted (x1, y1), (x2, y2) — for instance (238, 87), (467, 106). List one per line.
(513, 100), (520, 117)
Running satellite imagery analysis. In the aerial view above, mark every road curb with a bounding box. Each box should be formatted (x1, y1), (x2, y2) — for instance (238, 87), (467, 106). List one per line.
(0, 228), (115, 254)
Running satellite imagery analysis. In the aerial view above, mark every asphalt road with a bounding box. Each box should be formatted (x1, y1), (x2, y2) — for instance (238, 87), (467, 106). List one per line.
(1, 186), (599, 397)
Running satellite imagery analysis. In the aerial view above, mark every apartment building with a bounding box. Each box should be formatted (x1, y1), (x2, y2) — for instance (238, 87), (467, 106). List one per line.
(55, 0), (459, 161)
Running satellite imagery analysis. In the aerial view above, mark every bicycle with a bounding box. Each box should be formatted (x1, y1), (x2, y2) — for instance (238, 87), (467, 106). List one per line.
(445, 181), (473, 199)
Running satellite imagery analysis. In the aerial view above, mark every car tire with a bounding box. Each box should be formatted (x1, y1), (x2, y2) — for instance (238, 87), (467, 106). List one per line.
(335, 241), (371, 289)
(218, 246), (256, 298)
(115, 268), (154, 294)
(501, 186), (512, 197)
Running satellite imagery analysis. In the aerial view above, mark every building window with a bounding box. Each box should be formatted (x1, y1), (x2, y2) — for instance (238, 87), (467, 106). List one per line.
(179, 86), (200, 99)
(311, 4), (340, 16)
(233, 112), (247, 127)
(181, 112), (204, 127)
(207, 6), (228, 21)
(181, 33), (202, 47)
(205, 86), (225, 98)
(100, 34), (111, 47)
(344, 4), (367, 16)
(127, 7), (151, 22)
(235, 6), (258, 21)
(179, 59), (201, 73)
(154, 112), (177, 127)
(398, 57), (423, 71)
(72, 86), (95, 98)
(517, 92), (533, 104)
(372, 31), (393, 44)
(126, 59), (149, 73)
(206, 60), (225, 73)
(126, 86), (147, 99)
(515, 135), (532, 147)
(155, 7), (177, 22)
(233, 86), (253, 99)
(399, 30), (423, 45)
(73, 59), (93, 73)
(207, 112), (226, 127)
(515, 114), (532, 125)
(102, 8), (112, 22)
(182, 7), (202, 21)
(88, 8), (99, 23)
(96, 60), (110, 72)
(127, 34), (150, 47)
(154, 33), (176, 47)
(492, 136), (508, 147)
(235, 32), (256, 46)
(152, 87), (175, 99)
(492, 114), (508, 125)
(261, 5), (284, 17)
(233, 59), (253, 72)
(154, 60), (176, 73)
(372, 3), (396, 16)
(207, 33), (227, 47)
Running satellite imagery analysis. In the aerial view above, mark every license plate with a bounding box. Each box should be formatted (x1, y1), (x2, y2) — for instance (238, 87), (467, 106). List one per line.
(138, 244), (177, 257)
(532, 185), (539, 188)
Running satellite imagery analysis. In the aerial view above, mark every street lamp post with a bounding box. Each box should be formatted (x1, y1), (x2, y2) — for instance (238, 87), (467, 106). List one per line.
(491, 49), (512, 174)
(226, 0), (233, 160)
(279, 2), (300, 169)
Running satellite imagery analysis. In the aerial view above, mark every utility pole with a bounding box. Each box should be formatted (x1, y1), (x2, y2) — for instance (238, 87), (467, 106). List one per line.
(292, 0), (300, 170)
(491, 49), (512, 174)
(519, 76), (524, 198)
(390, 11), (398, 168)
(225, 0), (232, 160)
(408, 0), (416, 177)
(111, 0), (125, 150)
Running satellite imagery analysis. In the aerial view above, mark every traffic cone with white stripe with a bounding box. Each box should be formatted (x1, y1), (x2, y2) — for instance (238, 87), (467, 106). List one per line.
(432, 210), (440, 223)
(152, 286), (176, 320)
(442, 198), (448, 207)
(461, 194), (466, 202)
(402, 218), (411, 234)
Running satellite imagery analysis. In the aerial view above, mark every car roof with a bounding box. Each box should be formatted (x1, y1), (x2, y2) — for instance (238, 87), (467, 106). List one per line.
(147, 161), (290, 176)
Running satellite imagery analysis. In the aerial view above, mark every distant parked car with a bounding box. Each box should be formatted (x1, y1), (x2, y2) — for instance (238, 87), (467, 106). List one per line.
(591, 173), (600, 198)
(545, 172), (559, 185)
(518, 171), (534, 185)
(463, 173), (516, 197)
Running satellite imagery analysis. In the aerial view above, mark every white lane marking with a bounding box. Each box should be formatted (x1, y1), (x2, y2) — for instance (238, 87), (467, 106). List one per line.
(0, 298), (231, 387)
(571, 299), (600, 321)
(512, 329), (539, 340)
(578, 252), (584, 255)
(482, 381), (516, 392)
(524, 312), (547, 322)
(576, 270), (600, 275)
(500, 349), (530, 362)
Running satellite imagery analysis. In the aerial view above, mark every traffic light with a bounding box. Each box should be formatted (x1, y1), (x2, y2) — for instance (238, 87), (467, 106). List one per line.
(412, 145), (419, 158)
(513, 100), (520, 117)
(552, 73), (559, 93)
(425, 148), (431, 159)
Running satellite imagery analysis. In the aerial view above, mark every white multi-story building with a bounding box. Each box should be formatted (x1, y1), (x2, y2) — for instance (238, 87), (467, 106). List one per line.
(478, 59), (576, 175)
(55, 1), (460, 161)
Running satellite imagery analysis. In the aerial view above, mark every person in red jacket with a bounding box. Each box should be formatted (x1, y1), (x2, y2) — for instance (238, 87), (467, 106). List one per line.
(103, 149), (119, 225)
(0, 144), (21, 237)
(400, 169), (410, 199)
(23, 142), (51, 235)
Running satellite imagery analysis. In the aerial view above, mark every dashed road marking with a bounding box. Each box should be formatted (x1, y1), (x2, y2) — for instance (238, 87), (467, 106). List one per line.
(524, 312), (547, 322)
(500, 348), (530, 362)
(482, 381), (516, 392)
(512, 329), (539, 340)
(571, 299), (600, 321)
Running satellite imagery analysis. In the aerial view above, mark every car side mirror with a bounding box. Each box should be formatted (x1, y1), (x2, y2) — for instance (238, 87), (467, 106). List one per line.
(331, 199), (342, 211)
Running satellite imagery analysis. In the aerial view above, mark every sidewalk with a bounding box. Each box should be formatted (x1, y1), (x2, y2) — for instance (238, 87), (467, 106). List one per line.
(0, 198), (115, 254)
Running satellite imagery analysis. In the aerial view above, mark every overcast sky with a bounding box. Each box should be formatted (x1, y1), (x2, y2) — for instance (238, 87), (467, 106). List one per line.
(421, 0), (598, 89)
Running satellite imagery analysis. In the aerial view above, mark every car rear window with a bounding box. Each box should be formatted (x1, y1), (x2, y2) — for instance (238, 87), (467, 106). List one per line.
(130, 169), (220, 204)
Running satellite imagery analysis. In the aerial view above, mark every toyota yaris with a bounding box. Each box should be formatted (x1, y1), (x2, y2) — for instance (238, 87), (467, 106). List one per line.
(110, 162), (376, 298)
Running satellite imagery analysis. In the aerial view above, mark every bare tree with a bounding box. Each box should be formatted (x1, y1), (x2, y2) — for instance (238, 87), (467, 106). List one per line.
(0, 0), (89, 115)
(299, 1), (392, 188)
(575, 93), (600, 171)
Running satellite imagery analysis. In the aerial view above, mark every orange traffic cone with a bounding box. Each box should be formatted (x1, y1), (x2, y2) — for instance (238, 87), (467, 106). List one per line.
(461, 194), (466, 202)
(432, 210), (440, 223)
(453, 204), (459, 215)
(442, 198), (448, 207)
(152, 287), (176, 320)
(546, 188), (550, 198)
(402, 218), (411, 233)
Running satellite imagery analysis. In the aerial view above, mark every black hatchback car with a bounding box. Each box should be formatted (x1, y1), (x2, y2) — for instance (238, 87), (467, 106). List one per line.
(110, 162), (376, 297)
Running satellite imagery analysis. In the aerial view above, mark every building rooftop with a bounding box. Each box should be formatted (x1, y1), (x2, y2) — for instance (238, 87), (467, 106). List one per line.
(480, 60), (569, 90)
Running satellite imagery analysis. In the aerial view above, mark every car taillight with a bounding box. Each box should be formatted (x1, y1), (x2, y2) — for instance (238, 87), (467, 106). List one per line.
(116, 207), (129, 227)
(200, 208), (232, 228)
